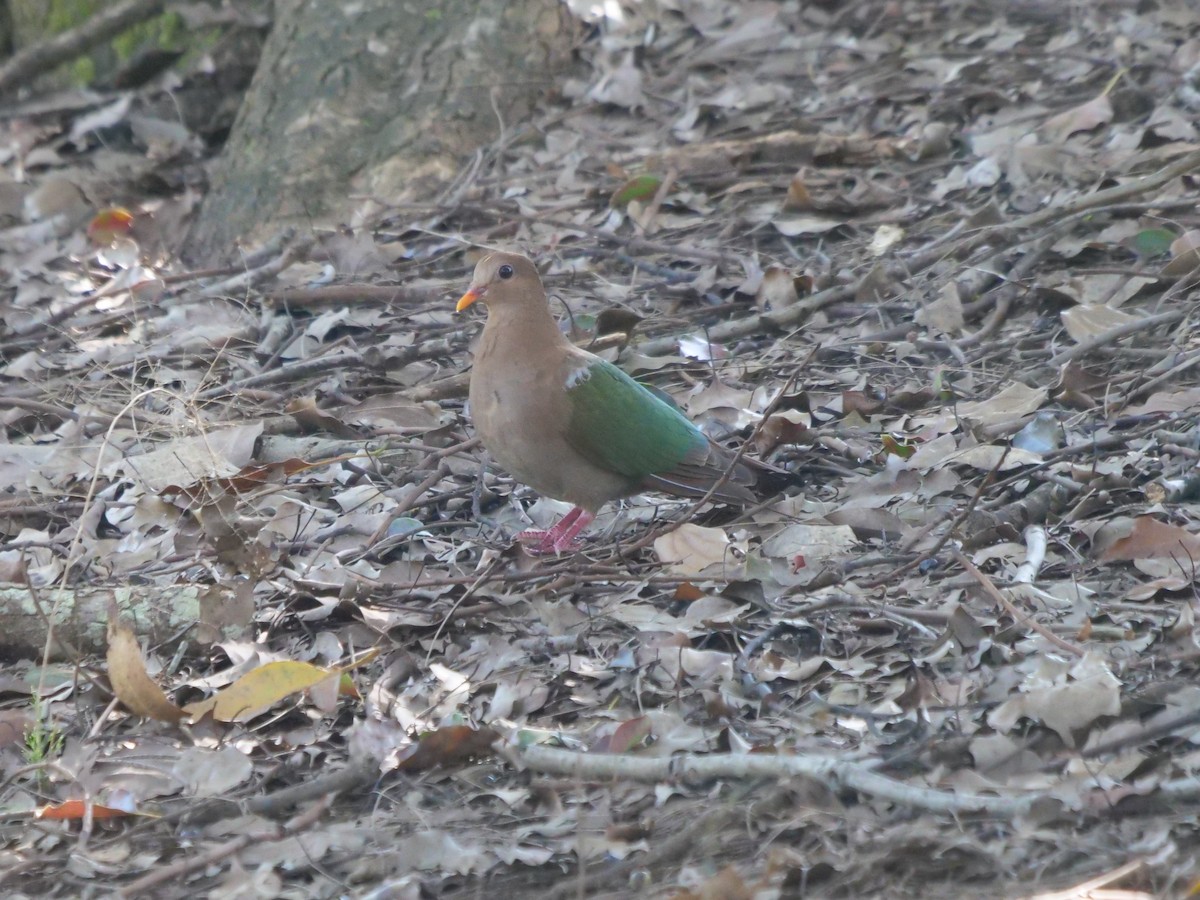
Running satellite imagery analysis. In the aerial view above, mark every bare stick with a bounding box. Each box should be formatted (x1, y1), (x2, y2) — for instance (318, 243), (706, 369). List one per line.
(499, 736), (1032, 817)
(952, 547), (1085, 657)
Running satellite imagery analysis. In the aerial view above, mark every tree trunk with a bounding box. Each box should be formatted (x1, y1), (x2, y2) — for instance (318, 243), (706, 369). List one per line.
(186, 0), (578, 264)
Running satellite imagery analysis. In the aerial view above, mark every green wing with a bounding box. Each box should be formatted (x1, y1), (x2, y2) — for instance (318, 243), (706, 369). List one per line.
(564, 359), (706, 480)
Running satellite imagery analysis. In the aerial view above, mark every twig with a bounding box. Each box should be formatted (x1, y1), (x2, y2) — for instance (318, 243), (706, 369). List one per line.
(121, 794), (335, 896)
(637, 167), (678, 236)
(865, 447), (1010, 588)
(265, 284), (442, 309)
(173, 761), (376, 830)
(194, 350), (369, 400)
(1012, 525), (1047, 584)
(635, 281), (857, 357)
(1049, 706), (1200, 768)
(1021, 860), (1146, 900)
(498, 736), (1033, 816)
(952, 547), (1085, 657)
(455, 201), (736, 265)
(904, 149), (1200, 275)
(1046, 309), (1186, 368)
(195, 232), (309, 298)
(1109, 324), (1200, 408)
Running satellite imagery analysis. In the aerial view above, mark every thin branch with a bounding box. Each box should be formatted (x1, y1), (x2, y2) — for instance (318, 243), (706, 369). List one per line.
(499, 736), (1033, 817)
(952, 547), (1085, 657)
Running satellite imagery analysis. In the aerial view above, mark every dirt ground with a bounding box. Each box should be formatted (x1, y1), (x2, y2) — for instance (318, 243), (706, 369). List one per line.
(2, 0), (1200, 897)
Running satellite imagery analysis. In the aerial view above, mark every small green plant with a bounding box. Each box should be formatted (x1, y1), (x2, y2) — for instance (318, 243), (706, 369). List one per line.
(23, 694), (65, 768)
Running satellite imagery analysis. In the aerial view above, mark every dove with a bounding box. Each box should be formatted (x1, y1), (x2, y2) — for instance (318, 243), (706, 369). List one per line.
(456, 251), (756, 554)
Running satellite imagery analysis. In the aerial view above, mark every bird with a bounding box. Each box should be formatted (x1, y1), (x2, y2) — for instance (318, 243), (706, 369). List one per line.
(455, 251), (757, 555)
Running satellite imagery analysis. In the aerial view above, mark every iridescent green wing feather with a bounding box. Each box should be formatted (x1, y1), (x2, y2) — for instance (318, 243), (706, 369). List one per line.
(563, 359), (706, 480)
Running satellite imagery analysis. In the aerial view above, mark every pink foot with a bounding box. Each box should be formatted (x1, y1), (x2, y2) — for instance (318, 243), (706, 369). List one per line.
(517, 529), (584, 555)
(515, 507), (595, 556)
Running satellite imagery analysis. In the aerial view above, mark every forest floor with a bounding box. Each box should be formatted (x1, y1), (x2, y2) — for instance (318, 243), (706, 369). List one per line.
(3, 0), (1200, 897)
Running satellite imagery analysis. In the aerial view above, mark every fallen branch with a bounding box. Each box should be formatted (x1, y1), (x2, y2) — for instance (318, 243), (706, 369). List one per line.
(499, 736), (1033, 817)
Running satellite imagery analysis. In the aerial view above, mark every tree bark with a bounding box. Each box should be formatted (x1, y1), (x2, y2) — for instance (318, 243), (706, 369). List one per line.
(186, 0), (579, 264)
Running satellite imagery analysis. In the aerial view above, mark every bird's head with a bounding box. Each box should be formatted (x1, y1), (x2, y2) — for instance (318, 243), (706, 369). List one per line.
(455, 252), (542, 312)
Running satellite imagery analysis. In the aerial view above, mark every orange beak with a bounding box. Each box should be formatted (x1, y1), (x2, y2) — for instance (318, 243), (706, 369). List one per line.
(455, 286), (483, 312)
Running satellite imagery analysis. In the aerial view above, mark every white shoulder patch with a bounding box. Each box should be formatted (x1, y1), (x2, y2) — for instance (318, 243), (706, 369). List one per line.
(564, 364), (593, 390)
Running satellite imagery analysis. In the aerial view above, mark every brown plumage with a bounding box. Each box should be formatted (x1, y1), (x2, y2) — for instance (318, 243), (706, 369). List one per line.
(457, 251), (755, 554)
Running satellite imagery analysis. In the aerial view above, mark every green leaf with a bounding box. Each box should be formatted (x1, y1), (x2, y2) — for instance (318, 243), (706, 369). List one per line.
(610, 175), (663, 208)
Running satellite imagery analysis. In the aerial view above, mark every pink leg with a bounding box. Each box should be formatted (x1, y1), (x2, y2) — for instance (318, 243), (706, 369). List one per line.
(517, 507), (595, 556)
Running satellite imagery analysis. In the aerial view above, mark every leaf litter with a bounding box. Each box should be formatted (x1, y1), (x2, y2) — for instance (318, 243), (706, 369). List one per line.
(2, 0), (1200, 897)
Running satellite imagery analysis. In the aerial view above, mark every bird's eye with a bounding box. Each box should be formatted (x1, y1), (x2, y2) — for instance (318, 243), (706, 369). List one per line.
(498, 264), (514, 280)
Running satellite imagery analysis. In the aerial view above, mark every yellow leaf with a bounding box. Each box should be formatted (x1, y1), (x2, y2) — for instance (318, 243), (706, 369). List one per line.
(184, 661), (336, 723)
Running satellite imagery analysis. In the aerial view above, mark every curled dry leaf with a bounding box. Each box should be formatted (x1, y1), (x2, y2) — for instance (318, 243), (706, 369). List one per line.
(987, 655), (1121, 747)
(654, 523), (732, 576)
(1163, 229), (1200, 278)
(106, 614), (186, 724)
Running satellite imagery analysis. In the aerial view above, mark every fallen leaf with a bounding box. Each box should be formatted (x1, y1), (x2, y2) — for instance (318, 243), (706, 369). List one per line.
(654, 524), (731, 575)
(391, 725), (499, 771)
(183, 655), (372, 723)
(1061, 304), (1139, 342)
(1099, 516), (1200, 563)
(106, 613), (186, 724)
(610, 174), (663, 208)
(1041, 93), (1113, 143)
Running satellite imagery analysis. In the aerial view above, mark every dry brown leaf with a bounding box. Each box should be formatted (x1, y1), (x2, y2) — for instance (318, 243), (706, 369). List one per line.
(1041, 93), (1114, 144)
(760, 523), (856, 562)
(390, 725), (500, 772)
(1099, 516), (1200, 563)
(987, 655), (1121, 747)
(106, 614), (186, 724)
(956, 383), (1048, 424)
(109, 423), (264, 493)
(0, 710), (33, 749)
(914, 282), (965, 335)
(1163, 229), (1200, 277)
(1061, 304), (1139, 342)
